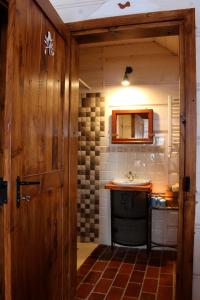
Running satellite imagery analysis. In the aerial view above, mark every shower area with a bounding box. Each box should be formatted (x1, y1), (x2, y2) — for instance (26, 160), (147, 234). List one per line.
(77, 91), (105, 268)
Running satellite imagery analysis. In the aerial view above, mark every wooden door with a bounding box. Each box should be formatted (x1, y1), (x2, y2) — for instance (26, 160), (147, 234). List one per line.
(3, 0), (70, 299)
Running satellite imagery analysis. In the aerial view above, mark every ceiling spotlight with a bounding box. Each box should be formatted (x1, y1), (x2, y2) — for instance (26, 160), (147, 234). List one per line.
(121, 66), (133, 86)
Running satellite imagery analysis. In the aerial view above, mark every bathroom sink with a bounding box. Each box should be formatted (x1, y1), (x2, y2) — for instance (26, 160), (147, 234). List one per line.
(112, 178), (150, 186)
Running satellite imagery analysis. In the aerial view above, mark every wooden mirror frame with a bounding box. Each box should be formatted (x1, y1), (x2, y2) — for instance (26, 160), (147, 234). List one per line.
(112, 109), (153, 144)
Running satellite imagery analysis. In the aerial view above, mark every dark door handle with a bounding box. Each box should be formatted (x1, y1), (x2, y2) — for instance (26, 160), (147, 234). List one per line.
(16, 176), (40, 208)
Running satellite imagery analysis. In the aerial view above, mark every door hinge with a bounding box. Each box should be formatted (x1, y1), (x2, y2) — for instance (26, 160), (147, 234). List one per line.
(0, 177), (8, 206)
(183, 176), (190, 192)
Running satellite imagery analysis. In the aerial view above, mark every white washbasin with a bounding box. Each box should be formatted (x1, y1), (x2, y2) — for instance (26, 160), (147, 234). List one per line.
(112, 178), (150, 186)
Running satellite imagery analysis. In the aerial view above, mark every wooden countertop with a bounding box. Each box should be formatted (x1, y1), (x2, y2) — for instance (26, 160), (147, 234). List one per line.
(105, 182), (152, 192)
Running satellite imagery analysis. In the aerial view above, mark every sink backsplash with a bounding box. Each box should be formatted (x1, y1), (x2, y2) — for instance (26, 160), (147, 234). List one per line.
(100, 148), (179, 193)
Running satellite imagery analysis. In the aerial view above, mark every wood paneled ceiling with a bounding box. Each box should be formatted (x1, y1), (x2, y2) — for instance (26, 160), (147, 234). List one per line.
(50, 0), (107, 23)
(79, 36), (179, 89)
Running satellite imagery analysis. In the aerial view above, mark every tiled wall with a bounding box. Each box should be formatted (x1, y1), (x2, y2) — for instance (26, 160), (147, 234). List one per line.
(77, 93), (105, 242)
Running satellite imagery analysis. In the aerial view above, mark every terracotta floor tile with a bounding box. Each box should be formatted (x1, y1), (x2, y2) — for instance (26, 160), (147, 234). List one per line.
(136, 258), (149, 264)
(102, 267), (118, 279)
(77, 275), (84, 286)
(113, 273), (130, 288)
(151, 250), (162, 258)
(140, 292), (156, 300)
(84, 257), (97, 267)
(157, 285), (173, 300)
(83, 271), (102, 284)
(101, 253), (113, 260)
(160, 264), (174, 274)
(122, 297), (138, 300)
(114, 251), (126, 259)
(94, 278), (112, 294)
(159, 274), (173, 286)
(119, 263), (134, 274)
(76, 283), (94, 299)
(162, 251), (176, 260)
(130, 271), (145, 283)
(78, 264), (92, 276)
(92, 261), (108, 272)
(105, 287), (124, 300)
(134, 263), (146, 271)
(88, 293), (106, 300)
(101, 249), (114, 260)
(124, 255), (137, 263)
(148, 259), (160, 267)
(146, 267), (159, 279)
(125, 282), (142, 298)
(142, 279), (158, 293)
(76, 246), (176, 300)
(108, 260), (121, 268)
(137, 251), (149, 259)
(90, 246), (107, 259)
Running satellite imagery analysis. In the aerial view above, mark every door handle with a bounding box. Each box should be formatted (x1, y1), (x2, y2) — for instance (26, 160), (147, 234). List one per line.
(16, 176), (40, 208)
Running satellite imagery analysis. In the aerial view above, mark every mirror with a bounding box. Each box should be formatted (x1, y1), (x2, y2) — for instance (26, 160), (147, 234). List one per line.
(112, 109), (153, 144)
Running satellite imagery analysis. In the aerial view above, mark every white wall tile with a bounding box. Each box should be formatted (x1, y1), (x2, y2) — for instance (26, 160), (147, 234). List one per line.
(99, 215), (111, 245)
(152, 229), (164, 244)
(196, 37), (200, 84)
(193, 275), (200, 300)
(193, 226), (200, 275)
(195, 192), (200, 226)
(197, 89), (200, 138)
(165, 227), (178, 244)
(167, 211), (179, 226)
(196, 139), (200, 193)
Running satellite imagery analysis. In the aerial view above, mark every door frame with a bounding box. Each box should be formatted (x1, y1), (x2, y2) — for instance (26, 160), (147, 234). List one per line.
(67, 8), (196, 300)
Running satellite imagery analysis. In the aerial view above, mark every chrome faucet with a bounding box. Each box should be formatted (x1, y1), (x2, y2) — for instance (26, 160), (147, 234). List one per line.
(126, 171), (135, 181)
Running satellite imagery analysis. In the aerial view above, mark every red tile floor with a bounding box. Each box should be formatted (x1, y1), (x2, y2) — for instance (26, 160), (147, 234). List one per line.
(76, 245), (176, 300)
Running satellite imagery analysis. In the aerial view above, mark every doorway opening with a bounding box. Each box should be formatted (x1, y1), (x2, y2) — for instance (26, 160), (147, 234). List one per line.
(77, 31), (180, 300)
(68, 8), (196, 300)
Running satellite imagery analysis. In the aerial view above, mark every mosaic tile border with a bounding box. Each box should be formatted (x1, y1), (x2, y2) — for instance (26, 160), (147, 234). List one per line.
(77, 93), (105, 242)
(100, 145), (165, 153)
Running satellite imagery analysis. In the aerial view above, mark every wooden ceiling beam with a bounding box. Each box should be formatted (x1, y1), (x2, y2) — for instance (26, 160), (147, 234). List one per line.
(66, 8), (191, 32)
(75, 22), (180, 45)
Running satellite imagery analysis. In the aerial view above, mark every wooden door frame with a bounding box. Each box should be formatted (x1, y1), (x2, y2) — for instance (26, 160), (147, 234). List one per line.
(68, 8), (196, 300)
(0, 2), (8, 299)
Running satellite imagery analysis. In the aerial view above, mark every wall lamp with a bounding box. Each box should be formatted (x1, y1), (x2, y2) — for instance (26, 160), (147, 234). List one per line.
(121, 66), (133, 86)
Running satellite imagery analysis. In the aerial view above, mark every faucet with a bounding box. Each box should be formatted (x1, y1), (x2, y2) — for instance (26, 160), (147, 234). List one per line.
(126, 171), (135, 181)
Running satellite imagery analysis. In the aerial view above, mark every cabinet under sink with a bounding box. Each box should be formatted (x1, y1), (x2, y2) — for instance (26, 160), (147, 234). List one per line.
(105, 182), (152, 250)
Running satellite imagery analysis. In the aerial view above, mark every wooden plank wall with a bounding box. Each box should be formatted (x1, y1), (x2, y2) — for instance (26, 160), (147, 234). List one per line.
(80, 37), (179, 89)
